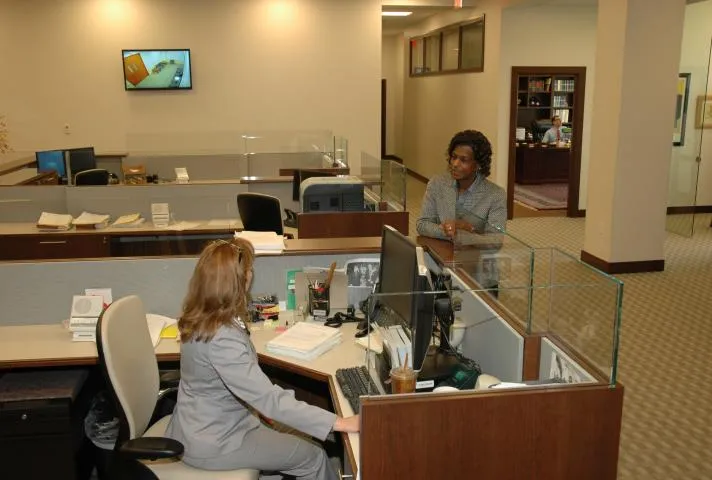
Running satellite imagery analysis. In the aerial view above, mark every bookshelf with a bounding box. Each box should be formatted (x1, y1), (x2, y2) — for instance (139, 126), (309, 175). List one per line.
(516, 74), (576, 129)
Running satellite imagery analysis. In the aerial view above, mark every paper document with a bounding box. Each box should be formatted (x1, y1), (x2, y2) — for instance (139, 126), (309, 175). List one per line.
(266, 322), (342, 360)
(37, 212), (73, 230)
(112, 213), (145, 228)
(73, 211), (110, 229)
(146, 313), (176, 348)
(234, 231), (285, 252)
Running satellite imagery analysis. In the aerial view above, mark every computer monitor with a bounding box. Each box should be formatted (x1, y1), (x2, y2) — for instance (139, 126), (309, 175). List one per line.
(35, 150), (67, 179)
(377, 226), (434, 372)
(292, 169), (337, 202)
(67, 147), (96, 183)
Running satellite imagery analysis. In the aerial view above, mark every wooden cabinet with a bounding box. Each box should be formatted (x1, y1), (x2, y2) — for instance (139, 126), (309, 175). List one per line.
(0, 234), (110, 260)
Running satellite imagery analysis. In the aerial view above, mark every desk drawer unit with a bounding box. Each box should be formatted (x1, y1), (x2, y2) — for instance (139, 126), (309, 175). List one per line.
(0, 369), (91, 480)
(0, 234), (110, 260)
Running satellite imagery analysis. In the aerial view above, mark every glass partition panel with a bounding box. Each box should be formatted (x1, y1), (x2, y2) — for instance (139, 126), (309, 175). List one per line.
(242, 130), (343, 178)
(667, 36), (711, 236)
(333, 135), (349, 168)
(447, 223), (535, 333)
(530, 247), (623, 385)
(380, 160), (407, 211)
(360, 151), (382, 207)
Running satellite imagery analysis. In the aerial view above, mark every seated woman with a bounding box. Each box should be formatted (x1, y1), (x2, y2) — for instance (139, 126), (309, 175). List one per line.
(416, 129), (506, 240)
(166, 238), (358, 479)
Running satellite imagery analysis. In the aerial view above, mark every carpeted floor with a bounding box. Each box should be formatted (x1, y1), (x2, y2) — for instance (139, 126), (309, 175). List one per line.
(514, 182), (568, 210)
(406, 175), (712, 479)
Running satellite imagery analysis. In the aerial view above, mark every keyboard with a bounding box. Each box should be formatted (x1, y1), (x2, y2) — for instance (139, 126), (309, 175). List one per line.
(335, 366), (381, 413)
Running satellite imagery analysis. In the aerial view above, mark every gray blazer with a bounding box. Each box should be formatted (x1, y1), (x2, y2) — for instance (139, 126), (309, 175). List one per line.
(165, 323), (337, 459)
(416, 172), (507, 239)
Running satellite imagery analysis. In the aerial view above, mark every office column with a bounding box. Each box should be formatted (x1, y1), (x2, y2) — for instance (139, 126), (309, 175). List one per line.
(581, 0), (687, 273)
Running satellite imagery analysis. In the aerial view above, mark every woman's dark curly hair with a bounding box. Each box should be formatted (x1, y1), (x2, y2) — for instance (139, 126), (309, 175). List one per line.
(446, 129), (493, 177)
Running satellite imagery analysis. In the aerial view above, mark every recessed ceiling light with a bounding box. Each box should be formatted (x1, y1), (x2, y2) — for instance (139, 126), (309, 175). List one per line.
(382, 11), (412, 17)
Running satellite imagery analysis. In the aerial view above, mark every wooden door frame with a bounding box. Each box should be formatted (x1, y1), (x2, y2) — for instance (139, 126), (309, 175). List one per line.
(507, 66), (586, 219)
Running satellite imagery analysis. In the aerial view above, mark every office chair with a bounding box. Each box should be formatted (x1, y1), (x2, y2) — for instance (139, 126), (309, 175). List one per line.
(74, 168), (110, 186)
(96, 295), (259, 480)
(237, 192), (286, 236)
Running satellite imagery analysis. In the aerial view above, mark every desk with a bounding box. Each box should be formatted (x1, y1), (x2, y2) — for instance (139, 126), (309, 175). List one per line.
(515, 144), (570, 184)
(0, 240), (623, 479)
(0, 318), (364, 476)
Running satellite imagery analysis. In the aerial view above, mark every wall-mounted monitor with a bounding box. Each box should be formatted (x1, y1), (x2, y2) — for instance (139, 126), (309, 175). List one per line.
(122, 49), (192, 90)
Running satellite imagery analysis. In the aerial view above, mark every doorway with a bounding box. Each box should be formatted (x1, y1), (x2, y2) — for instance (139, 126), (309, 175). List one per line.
(507, 66), (586, 219)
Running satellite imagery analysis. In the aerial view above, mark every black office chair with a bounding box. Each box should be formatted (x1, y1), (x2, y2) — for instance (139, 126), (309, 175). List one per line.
(237, 193), (286, 236)
(74, 168), (110, 186)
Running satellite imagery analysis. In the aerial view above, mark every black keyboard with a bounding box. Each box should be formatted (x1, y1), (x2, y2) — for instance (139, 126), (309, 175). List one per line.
(335, 366), (381, 413)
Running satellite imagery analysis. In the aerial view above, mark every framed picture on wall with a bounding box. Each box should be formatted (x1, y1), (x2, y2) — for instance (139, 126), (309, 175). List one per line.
(674, 73), (690, 145)
(695, 94), (712, 129)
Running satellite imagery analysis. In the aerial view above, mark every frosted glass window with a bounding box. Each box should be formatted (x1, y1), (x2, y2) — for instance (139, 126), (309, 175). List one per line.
(442, 29), (459, 71)
(461, 21), (484, 70)
(410, 38), (424, 75)
(424, 34), (441, 73)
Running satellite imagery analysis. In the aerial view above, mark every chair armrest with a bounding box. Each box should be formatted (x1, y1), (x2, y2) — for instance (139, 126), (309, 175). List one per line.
(119, 437), (184, 460)
(159, 369), (180, 389)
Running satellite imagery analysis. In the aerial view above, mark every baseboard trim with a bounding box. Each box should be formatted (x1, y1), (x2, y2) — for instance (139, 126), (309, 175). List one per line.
(666, 205), (712, 214)
(580, 250), (664, 274)
(407, 169), (429, 184)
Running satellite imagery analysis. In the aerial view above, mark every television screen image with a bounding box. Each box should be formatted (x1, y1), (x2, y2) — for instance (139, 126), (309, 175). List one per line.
(122, 49), (192, 90)
(36, 150), (66, 178)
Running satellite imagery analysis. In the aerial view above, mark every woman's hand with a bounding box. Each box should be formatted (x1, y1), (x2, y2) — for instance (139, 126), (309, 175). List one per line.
(442, 220), (473, 238)
(333, 415), (360, 433)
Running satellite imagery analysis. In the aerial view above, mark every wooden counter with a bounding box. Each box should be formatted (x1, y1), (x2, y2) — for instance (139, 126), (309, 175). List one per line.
(515, 144), (570, 184)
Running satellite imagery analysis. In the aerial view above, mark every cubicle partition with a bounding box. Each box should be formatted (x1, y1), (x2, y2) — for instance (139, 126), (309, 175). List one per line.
(0, 185), (67, 222)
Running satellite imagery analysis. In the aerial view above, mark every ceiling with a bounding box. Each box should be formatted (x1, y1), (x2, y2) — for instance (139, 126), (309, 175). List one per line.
(382, 5), (454, 36)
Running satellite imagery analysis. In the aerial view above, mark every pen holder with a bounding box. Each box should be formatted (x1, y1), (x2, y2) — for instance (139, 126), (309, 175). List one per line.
(308, 285), (330, 318)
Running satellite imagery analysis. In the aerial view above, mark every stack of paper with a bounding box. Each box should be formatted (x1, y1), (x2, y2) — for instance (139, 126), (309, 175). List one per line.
(234, 231), (285, 254)
(266, 322), (342, 360)
(112, 213), (145, 228)
(73, 211), (110, 230)
(146, 313), (177, 347)
(37, 212), (73, 231)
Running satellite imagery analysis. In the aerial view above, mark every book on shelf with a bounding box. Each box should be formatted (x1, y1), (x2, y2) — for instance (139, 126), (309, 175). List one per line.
(73, 211), (110, 230)
(112, 213), (145, 228)
(37, 212), (73, 231)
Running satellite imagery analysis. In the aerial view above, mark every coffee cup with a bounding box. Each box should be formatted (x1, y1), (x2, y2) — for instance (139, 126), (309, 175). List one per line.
(390, 366), (416, 394)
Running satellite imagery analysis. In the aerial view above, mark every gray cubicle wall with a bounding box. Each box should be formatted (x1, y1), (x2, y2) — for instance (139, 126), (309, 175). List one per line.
(0, 186), (67, 222)
(124, 154), (248, 182)
(0, 253), (378, 326)
(449, 268), (525, 383)
(65, 183), (249, 220)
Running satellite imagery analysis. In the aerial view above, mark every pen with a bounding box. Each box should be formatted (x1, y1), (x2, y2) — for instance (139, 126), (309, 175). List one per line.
(324, 261), (337, 290)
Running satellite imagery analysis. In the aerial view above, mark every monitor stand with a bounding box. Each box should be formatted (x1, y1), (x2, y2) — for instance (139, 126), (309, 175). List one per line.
(416, 346), (461, 391)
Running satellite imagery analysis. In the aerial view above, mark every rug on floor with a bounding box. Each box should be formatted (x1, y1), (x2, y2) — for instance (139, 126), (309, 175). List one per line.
(514, 183), (568, 210)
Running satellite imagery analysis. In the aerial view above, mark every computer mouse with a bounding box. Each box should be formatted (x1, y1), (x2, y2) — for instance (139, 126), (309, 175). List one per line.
(354, 327), (369, 338)
(474, 374), (502, 390)
(356, 319), (368, 331)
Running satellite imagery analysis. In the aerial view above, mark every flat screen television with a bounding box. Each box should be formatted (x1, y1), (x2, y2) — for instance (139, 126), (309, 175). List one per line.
(122, 49), (192, 90)
(36, 150), (67, 179)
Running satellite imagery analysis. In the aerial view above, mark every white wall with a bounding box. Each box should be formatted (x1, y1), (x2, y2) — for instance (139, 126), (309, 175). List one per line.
(401, 4), (503, 181)
(0, 0), (381, 169)
(672, 0), (712, 206)
(498, 4), (598, 210)
(382, 33), (405, 157)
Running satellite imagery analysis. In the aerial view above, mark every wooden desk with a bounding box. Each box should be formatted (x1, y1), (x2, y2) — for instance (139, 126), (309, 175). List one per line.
(515, 144), (570, 184)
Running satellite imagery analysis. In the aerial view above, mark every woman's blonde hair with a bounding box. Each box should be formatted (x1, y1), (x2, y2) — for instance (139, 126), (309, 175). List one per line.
(179, 238), (255, 343)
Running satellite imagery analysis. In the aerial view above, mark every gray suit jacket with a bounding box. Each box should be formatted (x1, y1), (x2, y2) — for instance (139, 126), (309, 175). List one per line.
(416, 173), (507, 239)
(165, 323), (337, 459)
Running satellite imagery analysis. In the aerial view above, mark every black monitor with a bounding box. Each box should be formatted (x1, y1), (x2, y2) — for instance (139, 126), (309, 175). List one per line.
(292, 169), (337, 202)
(377, 226), (434, 372)
(67, 147), (96, 182)
(35, 150), (67, 179)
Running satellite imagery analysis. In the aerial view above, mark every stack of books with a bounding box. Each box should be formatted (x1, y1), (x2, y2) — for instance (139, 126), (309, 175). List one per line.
(73, 211), (110, 230)
(37, 212), (73, 231)
(266, 322), (342, 360)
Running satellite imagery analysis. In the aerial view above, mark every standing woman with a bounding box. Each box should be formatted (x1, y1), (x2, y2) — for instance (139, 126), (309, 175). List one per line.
(165, 238), (358, 479)
(416, 129), (507, 239)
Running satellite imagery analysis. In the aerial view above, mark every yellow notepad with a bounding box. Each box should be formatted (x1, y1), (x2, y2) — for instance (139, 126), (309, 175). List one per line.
(160, 324), (179, 339)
